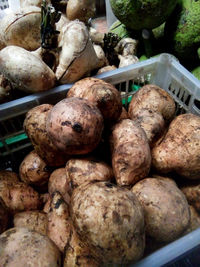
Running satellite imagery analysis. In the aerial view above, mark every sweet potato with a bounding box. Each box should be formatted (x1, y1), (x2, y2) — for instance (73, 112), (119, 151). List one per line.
(152, 113), (200, 179)
(24, 104), (69, 166)
(110, 119), (151, 186)
(128, 84), (176, 122)
(47, 192), (71, 252)
(46, 98), (104, 155)
(71, 181), (145, 265)
(19, 150), (51, 186)
(132, 177), (190, 242)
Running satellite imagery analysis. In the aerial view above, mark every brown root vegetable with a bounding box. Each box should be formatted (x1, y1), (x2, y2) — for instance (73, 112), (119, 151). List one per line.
(0, 227), (61, 267)
(0, 7), (41, 51)
(19, 150), (51, 186)
(24, 104), (69, 166)
(152, 113), (200, 179)
(110, 119), (151, 186)
(0, 180), (41, 213)
(67, 77), (122, 123)
(48, 168), (71, 204)
(64, 225), (101, 267)
(132, 177), (190, 243)
(46, 98), (104, 154)
(181, 181), (200, 213)
(71, 181), (145, 265)
(132, 109), (165, 147)
(56, 21), (99, 84)
(96, 65), (117, 75)
(14, 210), (48, 235)
(0, 46), (56, 93)
(66, 0), (96, 23)
(0, 198), (9, 234)
(65, 157), (113, 190)
(47, 192), (71, 252)
(128, 84), (176, 122)
(0, 170), (19, 182)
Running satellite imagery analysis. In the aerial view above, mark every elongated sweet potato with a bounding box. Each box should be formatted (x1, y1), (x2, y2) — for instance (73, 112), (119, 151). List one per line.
(47, 192), (71, 252)
(110, 119), (151, 186)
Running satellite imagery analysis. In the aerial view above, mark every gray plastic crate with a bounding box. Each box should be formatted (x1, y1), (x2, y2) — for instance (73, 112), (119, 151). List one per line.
(1, 53), (200, 160)
(0, 53), (200, 265)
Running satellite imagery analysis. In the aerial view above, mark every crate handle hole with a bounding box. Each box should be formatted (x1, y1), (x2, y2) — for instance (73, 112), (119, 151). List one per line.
(194, 99), (200, 111)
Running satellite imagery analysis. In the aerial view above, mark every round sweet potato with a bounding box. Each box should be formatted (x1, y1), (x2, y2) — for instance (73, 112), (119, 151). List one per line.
(64, 225), (100, 267)
(132, 177), (190, 242)
(110, 119), (151, 186)
(0, 170), (19, 182)
(47, 192), (71, 252)
(71, 181), (145, 265)
(0, 227), (61, 267)
(24, 104), (69, 166)
(67, 77), (122, 123)
(14, 210), (48, 235)
(0, 46), (56, 93)
(65, 157), (113, 190)
(128, 84), (176, 122)
(152, 113), (200, 179)
(0, 180), (41, 213)
(48, 168), (71, 204)
(19, 150), (51, 186)
(0, 7), (41, 51)
(46, 98), (104, 154)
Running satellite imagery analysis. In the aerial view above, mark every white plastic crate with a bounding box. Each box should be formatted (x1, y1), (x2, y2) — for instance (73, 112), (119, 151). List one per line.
(0, 53), (200, 266)
(0, 53), (200, 167)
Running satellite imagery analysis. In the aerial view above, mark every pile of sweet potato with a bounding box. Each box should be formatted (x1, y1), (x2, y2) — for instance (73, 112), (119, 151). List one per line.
(0, 78), (200, 267)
